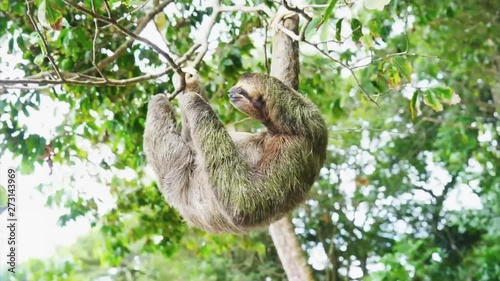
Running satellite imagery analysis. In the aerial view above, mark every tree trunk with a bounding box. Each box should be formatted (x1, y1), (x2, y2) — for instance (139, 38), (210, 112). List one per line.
(268, 15), (313, 281)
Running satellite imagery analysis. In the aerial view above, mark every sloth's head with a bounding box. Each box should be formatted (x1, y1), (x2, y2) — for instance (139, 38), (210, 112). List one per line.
(228, 73), (270, 122)
(228, 73), (322, 136)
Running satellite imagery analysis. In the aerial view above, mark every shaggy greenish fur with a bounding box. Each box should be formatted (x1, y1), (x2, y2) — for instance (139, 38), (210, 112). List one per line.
(143, 73), (327, 233)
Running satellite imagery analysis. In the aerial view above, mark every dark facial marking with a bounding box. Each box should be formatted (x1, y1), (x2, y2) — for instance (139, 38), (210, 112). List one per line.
(252, 95), (264, 108)
(236, 87), (249, 98)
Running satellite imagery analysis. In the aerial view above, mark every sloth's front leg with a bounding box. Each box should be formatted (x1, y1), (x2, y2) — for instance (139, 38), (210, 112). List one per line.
(143, 94), (192, 203)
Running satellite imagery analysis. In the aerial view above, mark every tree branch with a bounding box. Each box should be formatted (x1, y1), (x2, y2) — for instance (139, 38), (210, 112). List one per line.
(62, 0), (181, 73)
(25, 0), (64, 81)
(219, 3), (270, 15)
(61, 0), (190, 95)
(276, 23), (379, 106)
(0, 44), (200, 91)
(83, 0), (174, 75)
(1, 1), (287, 93)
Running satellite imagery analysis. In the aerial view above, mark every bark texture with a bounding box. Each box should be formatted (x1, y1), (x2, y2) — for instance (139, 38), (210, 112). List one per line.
(268, 14), (314, 281)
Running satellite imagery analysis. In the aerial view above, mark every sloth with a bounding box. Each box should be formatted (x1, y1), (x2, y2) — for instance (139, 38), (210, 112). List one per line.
(143, 72), (328, 233)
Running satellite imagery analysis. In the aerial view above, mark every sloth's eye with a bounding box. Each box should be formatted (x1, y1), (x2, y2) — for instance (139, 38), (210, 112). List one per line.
(236, 87), (249, 98)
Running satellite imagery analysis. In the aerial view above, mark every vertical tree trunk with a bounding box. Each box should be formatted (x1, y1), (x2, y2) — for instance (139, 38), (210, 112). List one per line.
(269, 15), (313, 281)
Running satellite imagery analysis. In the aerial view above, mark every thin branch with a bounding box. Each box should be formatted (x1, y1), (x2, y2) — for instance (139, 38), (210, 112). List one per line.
(276, 23), (379, 106)
(102, 0), (111, 17)
(190, 3), (221, 67)
(25, 0), (64, 81)
(91, 0), (109, 82)
(350, 52), (445, 70)
(281, 0), (311, 21)
(263, 18), (270, 75)
(99, 0), (154, 29)
(299, 18), (311, 41)
(153, 17), (170, 49)
(0, 70), (170, 88)
(413, 185), (437, 198)
(62, 0), (182, 73)
(422, 117), (477, 130)
(63, 0), (188, 94)
(219, 4), (270, 15)
(0, 35), (200, 91)
(403, 0), (410, 53)
(83, 0), (174, 75)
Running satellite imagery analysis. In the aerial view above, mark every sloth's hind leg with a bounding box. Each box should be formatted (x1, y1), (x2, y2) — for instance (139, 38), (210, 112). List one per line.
(144, 94), (192, 203)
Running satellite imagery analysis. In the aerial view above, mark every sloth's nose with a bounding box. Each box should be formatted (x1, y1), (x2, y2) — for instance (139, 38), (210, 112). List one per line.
(228, 86), (238, 97)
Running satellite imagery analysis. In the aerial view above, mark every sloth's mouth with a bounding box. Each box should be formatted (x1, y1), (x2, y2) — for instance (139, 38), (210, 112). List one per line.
(229, 95), (243, 103)
(228, 86), (246, 102)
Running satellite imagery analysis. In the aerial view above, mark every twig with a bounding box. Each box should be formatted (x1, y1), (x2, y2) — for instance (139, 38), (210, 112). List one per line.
(3, 1), (300, 94)
(263, 18), (270, 74)
(190, 2), (221, 67)
(102, 0), (111, 17)
(91, 0), (109, 82)
(219, 4), (270, 15)
(153, 15), (170, 49)
(281, 0), (311, 21)
(0, 70), (171, 88)
(63, 0), (187, 95)
(100, 0), (151, 29)
(25, 0), (64, 81)
(299, 18), (311, 41)
(350, 52), (446, 70)
(422, 117), (477, 129)
(277, 23), (379, 106)
(413, 186), (437, 198)
(63, 1), (183, 74)
(83, 0), (174, 74)
(0, 37), (200, 90)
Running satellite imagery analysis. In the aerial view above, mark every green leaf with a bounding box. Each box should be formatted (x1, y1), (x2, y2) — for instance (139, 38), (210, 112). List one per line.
(0, 185), (7, 208)
(387, 66), (401, 88)
(350, 18), (363, 42)
(305, 17), (322, 38)
(317, 0), (339, 29)
(34, 54), (45, 66)
(320, 22), (330, 43)
(50, 0), (66, 10)
(16, 35), (26, 51)
(432, 86), (460, 105)
(0, 1), (8, 11)
(155, 13), (167, 31)
(423, 89), (443, 111)
(22, 106), (30, 117)
(35, 1), (61, 30)
(8, 37), (14, 53)
(360, 34), (374, 47)
(37, 0), (49, 27)
(409, 91), (420, 119)
(392, 57), (413, 81)
(367, 19), (381, 36)
(331, 98), (345, 118)
(335, 18), (343, 41)
(432, 86), (453, 100)
(43, 0), (63, 31)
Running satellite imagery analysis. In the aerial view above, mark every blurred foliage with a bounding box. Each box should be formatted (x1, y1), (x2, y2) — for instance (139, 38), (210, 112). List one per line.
(0, 0), (499, 280)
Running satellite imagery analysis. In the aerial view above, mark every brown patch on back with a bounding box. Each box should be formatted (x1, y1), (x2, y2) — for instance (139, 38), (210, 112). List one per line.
(257, 134), (286, 170)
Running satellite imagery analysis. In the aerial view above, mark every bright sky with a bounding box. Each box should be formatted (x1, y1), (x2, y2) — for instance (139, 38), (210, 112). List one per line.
(0, 0), (485, 277)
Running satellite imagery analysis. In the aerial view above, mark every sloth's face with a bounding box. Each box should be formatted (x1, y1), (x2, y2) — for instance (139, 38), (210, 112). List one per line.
(228, 79), (266, 120)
